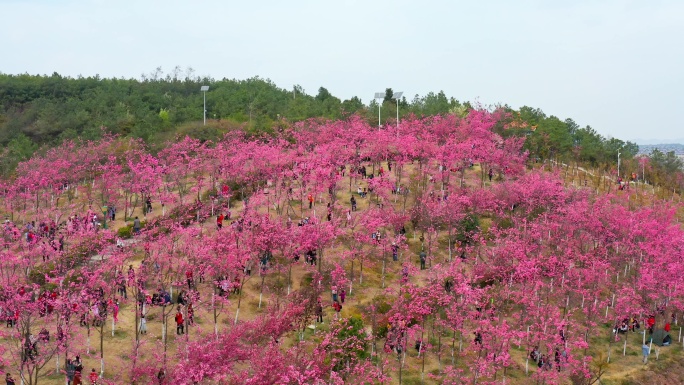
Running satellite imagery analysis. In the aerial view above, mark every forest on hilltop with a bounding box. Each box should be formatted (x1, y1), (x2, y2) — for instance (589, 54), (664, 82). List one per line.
(4, 69), (681, 193)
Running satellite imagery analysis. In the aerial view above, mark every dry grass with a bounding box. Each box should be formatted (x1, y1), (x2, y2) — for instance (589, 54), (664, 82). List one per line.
(2, 161), (683, 384)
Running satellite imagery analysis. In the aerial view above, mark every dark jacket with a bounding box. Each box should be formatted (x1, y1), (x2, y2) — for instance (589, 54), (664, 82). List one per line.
(66, 362), (76, 379)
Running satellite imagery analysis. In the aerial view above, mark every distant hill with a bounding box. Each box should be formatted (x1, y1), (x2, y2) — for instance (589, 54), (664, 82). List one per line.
(638, 143), (684, 156)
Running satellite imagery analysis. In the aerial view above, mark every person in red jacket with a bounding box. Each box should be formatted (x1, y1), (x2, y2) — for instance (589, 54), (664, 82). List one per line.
(333, 300), (342, 320)
(175, 311), (184, 335)
(88, 368), (98, 384)
(308, 194), (314, 209)
(216, 213), (224, 229)
(186, 270), (194, 289)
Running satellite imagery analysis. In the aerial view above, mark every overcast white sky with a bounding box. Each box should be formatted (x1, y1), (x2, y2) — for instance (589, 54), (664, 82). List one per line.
(2, 0), (683, 143)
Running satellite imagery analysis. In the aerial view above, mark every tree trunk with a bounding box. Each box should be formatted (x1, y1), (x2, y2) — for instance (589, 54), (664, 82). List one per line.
(259, 274), (265, 308)
(234, 281), (245, 324)
(100, 322), (105, 377)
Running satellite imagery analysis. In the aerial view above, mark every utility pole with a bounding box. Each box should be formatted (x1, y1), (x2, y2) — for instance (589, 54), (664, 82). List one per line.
(374, 92), (384, 130)
(617, 150), (621, 178)
(200, 86), (209, 125)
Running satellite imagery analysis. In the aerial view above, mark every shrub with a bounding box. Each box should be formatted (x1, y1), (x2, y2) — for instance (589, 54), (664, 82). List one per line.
(455, 213), (480, 246)
(329, 316), (369, 371)
(117, 220), (145, 239)
(28, 263), (56, 287)
(300, 273), (314, 288)
(118, 224), (133, 239)
(201, 188), (218, 202)
(375, 323), (389, 339)
(373, 295), (392, 314)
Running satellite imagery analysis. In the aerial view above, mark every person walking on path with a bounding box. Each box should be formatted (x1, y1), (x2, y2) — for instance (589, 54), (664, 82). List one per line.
(186, 270), (194, 289)
(133, 217), (141, 235)
(127, 265), (135, 288)
(333, 300), (342, 320)
(73, 356), (83, 385)
(175, 311), (184, 335)
(66, 358), (76, 385)
(642, 343), (650, 364)
(340, 289), (346, 304)
(145, 197), (153, 215)
(112, 301), (119, 323)
(316, 300), (324, 323)
(139, 314), (147, 335)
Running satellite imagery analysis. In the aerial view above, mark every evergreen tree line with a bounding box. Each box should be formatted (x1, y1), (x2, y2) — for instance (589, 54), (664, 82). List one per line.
(0, 70), (681, 190)
(502, 106), (682, 191)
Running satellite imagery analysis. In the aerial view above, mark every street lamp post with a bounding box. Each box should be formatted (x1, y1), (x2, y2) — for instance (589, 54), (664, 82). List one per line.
(642, 160), (645, 183)
(617, 150), (621, 178)
(201, 86), (210, 125)
(374, 92), (384, 129)
(393, 92), (403, 134)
